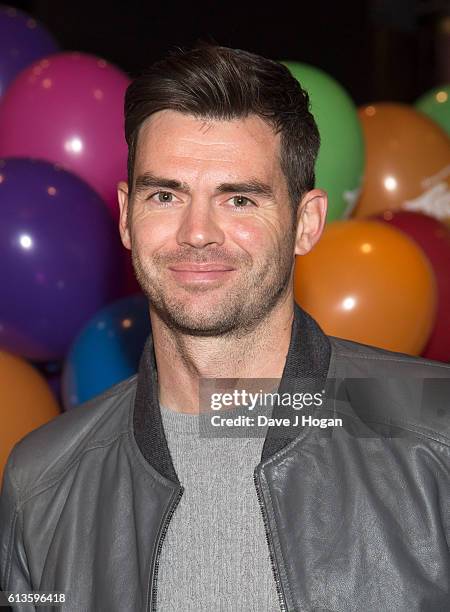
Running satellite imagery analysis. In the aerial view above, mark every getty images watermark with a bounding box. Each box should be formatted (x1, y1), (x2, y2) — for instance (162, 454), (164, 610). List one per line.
(196, 377), (449, 438)
(197, 378), (342, 438)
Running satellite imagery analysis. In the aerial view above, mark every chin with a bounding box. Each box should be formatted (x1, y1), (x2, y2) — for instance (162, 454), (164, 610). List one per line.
(160, 302), (241, 336)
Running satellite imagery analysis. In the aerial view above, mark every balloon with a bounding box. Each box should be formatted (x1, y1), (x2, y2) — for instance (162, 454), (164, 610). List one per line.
(0, 51), (130, 220)
(353, 103), (450, 224)
(415, 85), (450, 137)
(282, 61), (365, 222)
(0, 350), (60, 481)
(0, 5), (59, 98)
(373, 210), (450, 362)
(294, 220), (437, 355)
(0, 158), (126, 362)
(62, 293), (150, 409)
(32, 359), (63, 406)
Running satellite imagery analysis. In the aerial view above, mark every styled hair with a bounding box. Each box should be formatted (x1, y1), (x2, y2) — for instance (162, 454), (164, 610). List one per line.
(124, 44), (320, 211)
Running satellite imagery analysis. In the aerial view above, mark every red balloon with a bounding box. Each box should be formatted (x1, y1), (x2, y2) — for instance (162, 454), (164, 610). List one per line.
(373, 211), (450, 362)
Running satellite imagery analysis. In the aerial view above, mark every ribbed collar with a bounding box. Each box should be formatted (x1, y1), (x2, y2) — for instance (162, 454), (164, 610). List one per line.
(133, 302), (332, 485)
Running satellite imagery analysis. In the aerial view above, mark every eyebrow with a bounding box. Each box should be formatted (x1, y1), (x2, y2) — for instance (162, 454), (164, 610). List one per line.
(133, 173), (190, 194)
(133, 172), (274, 198)
(216, 180), (274, 198)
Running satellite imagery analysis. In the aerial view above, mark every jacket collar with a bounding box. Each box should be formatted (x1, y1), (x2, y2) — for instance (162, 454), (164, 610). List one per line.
(133, 302), (331, 485)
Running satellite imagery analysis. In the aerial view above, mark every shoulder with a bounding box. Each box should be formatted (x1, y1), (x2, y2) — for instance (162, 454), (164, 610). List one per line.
(328, 336), (450, 443)
(3, 375), (138, 497)
(329, 336), (450, 378)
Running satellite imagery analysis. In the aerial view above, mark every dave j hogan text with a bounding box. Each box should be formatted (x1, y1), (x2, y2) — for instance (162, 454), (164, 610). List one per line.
(210, 414), (343, 429)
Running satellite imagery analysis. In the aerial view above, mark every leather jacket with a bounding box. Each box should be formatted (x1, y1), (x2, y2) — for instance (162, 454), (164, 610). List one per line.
(1, 304), (449, 611)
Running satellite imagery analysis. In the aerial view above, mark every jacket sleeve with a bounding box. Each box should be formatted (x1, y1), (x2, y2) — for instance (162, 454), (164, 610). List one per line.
(0, 446), (34, 609)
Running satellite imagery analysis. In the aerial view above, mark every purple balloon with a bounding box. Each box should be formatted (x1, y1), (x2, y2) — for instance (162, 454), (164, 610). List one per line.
(0, 5), (59, 98)
(0, 51), (130, 220)
(0, 157), (126, 362)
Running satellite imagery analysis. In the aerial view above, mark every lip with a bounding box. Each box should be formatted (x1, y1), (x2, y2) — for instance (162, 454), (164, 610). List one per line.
(168, 264), (235, 272)
(168, 264), (235, 282)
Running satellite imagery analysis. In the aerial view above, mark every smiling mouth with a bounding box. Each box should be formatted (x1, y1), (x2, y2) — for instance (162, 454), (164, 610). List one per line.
(168, 264), (236, 282)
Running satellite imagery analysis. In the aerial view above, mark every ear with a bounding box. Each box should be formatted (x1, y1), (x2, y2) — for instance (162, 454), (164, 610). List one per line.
(294, 189), (328, 256)
(117, 181), (132, 250)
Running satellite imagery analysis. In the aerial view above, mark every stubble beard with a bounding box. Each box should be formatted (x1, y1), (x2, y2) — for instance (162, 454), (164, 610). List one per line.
(131, 230), (296, 338)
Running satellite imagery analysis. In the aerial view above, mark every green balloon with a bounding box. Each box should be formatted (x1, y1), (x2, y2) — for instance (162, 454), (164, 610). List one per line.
(415, 85), (450, 137)
(282, 61), (365, 222)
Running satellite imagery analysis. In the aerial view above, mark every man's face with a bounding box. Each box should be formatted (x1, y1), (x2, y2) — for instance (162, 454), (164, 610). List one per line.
(119, 110), (299, 337)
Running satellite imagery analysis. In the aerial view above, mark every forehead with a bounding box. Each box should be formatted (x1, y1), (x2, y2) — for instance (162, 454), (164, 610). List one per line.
(134, 110), (282, 179)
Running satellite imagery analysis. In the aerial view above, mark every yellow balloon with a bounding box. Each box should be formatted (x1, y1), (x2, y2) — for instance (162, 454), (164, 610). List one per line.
(353, 103), (450, 225)
(0, 351), (61, 482)
(294, 220), (437, 355)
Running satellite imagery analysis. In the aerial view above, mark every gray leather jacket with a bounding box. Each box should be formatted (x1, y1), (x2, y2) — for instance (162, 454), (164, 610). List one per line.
(1, 304), (449, 611)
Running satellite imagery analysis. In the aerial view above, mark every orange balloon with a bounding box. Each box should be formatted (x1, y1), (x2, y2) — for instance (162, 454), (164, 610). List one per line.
(352, 103), (450, 224)
(0, 351), (61, 481)
(294, 220), (437, 354)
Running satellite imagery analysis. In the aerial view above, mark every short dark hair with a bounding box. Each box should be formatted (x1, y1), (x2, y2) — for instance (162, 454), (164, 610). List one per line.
(124, 44), (320, 211)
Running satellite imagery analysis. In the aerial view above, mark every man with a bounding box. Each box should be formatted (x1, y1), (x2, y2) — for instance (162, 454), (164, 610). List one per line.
(1, 45), (449, 612)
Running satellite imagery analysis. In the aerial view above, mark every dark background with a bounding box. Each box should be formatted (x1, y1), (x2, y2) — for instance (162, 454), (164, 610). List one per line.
(5, 0), (450, 105)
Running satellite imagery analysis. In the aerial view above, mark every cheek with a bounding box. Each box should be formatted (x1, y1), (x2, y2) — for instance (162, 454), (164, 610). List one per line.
(228, 218), (280, 253)
(133, 217), (173, 252)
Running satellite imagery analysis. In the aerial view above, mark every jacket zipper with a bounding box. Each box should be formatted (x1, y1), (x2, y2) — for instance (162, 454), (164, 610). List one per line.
(148, 485), (184, 612)
(253, 468), (288, 612)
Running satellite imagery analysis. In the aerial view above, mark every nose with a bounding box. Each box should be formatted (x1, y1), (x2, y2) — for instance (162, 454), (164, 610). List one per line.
(176, 197), (225, 249)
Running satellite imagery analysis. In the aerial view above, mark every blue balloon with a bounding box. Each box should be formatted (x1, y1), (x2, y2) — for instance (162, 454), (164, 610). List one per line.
(0, 5), (59, 98)
(62, 294), (150, 409)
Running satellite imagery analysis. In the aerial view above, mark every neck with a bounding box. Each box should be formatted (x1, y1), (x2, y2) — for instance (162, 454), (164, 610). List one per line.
(149, 293), (295, 414)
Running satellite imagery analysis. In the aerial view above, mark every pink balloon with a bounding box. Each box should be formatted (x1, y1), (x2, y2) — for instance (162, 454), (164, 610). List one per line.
(0, 51), (130, 221)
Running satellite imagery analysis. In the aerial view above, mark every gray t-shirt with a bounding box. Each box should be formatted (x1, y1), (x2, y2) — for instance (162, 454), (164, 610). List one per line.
(155, 404), (281, 612)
